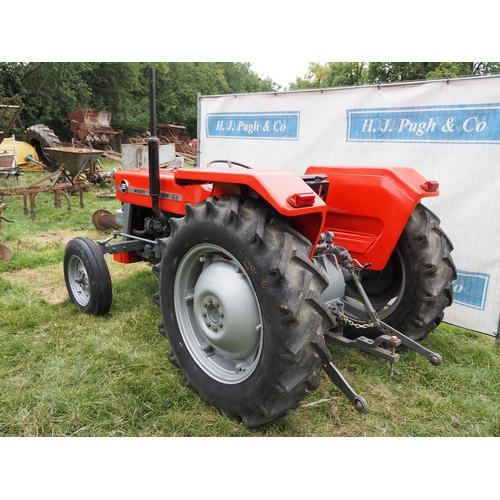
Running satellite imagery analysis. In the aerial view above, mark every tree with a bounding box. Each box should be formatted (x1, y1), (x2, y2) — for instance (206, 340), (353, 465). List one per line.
(366, 62), (500, 83)
(152, 63), (277, 137)
(425, 62), (500, 79)
(290, 63), (367, 90)
(154, 62), (228, 137)
(290, 63), (330, 90)
(325, 62), (367, 87)
(290, 62), (500, 90)
(221, 63), (277, 93)
(88, 62), (148, 139)
(2, 62), (96, 141)
(0, 63), (43, 135)
(366, 62), (437, 83)
(8, 62), (497, 146)
(1, 62), (279, 143)
(0, 63), (28, 99)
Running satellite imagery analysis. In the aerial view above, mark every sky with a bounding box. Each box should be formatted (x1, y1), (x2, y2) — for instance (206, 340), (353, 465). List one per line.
(250, 62), (311, 90)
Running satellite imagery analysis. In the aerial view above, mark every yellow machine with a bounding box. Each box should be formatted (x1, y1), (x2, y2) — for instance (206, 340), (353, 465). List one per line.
(0, 136), (45, 171)
(1, 103), (62, 174)
(0, 125), (63, 174)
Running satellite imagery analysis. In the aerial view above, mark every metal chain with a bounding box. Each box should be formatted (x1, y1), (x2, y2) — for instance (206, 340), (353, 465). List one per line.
(342, 314), (379, 329)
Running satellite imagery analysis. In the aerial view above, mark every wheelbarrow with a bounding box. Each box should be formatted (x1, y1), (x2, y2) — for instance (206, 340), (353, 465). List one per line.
(45, 147), (104, 181)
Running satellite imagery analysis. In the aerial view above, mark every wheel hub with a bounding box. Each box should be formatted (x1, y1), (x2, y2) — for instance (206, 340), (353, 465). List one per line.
(202, 296), (223, 328)
(194, 260), (260, 359)
(75, 269), (89, 289)
(174, 243), (264, 384)
(68, 255), (90, 306)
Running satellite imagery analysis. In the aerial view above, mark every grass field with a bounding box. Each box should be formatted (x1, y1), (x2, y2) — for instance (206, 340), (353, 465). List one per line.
(1, 171), (500, 438)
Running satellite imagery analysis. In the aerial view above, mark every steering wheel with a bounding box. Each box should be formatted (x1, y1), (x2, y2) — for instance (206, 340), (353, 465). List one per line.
(207, 160), (253, 170)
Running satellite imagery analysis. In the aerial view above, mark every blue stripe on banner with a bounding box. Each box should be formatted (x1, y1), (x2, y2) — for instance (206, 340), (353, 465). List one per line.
(346, 103), (500, 144)
(453, 271), (490, 310)
(206, 112), (300, 140)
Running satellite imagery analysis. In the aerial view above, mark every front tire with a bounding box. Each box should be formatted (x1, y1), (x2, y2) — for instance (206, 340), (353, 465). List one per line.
(155, 196), (333, 427)
(343, 203), (456, 342)
(64, 237), (112, 316)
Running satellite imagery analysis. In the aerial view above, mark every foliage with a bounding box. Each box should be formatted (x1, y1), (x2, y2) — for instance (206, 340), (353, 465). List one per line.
(222, 62), (276, 93)
(0, 63), (38, 99)
(290, 62), (331, 89)
(290, 61), (500, 89)
(366, 62), (500, 83)
(4, 62), (97, 138)
(0, 62), (280, 143)
(367, 62), (442, 83)
(3, 61), (500, 148)
(290, 62), (367, 89)
(154, 62), (228, 138)
(87, 62), (147, 140)
(425, 62), (500, 79)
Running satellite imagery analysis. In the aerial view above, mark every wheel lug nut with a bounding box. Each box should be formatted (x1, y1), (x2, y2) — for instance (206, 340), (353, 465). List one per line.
(212, 325), (218, 331)
(202, 312), (207, 317)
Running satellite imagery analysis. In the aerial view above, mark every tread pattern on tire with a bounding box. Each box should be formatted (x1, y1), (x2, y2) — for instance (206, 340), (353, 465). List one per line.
(154, 196), (334, 427)
(64, 237), (112, 316)
(344, 203), (457, 342)
(24, 124), (62, 172)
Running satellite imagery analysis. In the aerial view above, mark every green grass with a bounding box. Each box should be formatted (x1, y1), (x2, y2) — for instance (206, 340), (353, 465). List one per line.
(1, 172), (500, 436)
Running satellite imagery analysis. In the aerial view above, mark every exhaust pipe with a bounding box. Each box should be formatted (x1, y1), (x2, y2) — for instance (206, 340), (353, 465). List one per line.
(148, 67), (162, 218)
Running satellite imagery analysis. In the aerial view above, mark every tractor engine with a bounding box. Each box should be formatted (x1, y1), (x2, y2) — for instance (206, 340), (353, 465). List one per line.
(133, 214), (171, 240)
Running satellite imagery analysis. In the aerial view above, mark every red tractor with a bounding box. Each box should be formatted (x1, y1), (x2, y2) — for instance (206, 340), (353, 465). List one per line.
(63, 70), (456, 427)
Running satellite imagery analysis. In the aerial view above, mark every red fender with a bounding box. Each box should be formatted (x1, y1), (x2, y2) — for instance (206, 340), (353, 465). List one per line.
(174, 167), (327, 246)
(115, 167), (327, 250)
(305, 166), (439, 270)
(115, 165), (439, 270)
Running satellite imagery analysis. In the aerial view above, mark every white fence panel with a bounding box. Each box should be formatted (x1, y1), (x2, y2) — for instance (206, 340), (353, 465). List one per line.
(198, 76), (500, 335)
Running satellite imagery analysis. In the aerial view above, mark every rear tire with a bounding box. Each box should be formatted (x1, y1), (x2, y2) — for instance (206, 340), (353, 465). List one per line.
(154, 196), (333, 427)
(64, 237), (112, 316)
(24, 124), (62, 172)
(343, 203), (456, 342)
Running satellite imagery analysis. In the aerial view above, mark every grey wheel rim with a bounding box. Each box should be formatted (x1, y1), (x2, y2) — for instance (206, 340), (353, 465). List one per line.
(363, 246), (407, 319)
(66, 254), (90, 307)
(174, 243), (263, 384)
(344, 246), (407, 322)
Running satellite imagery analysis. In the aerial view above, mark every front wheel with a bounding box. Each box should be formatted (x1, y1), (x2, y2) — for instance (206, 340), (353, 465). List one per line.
(64, 237), (112, 315)
(155, 196), (333, 427)
(343, 203), (457, 342)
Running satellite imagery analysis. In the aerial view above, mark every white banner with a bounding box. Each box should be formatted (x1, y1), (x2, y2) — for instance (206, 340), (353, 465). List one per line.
(198, 76), (500, 336)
